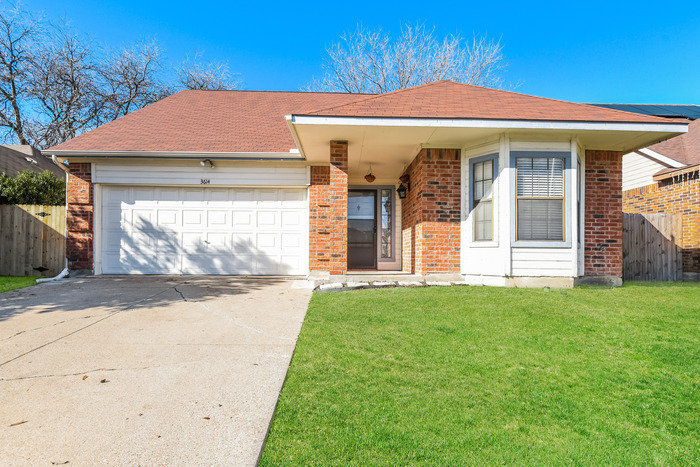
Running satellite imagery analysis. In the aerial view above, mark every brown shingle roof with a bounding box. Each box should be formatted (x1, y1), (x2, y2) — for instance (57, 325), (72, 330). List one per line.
(48, 81), (679, 154)
(650, 119), (700, 174)
(47, 90), (364, 153)
(304, 80), (676, 123)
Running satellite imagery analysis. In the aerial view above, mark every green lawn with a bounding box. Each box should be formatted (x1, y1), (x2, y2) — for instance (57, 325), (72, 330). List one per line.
(261, 283), (700, 465)
(0, 276), (38, 294)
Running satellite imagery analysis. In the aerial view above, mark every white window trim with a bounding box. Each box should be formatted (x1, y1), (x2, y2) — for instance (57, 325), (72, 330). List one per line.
(462, 143), (500, 249)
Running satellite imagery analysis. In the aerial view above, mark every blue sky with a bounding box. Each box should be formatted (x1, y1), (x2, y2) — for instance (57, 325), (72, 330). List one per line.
(23, 0), (700, 104)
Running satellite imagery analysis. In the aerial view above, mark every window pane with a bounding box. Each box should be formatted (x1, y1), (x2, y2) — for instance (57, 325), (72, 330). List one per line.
(473, 160), (493, 200)
(474, 200), (492, 241)
(381, 189), (392, 258)
(517, 199), (563, 241)
(517, 157), (564, 197)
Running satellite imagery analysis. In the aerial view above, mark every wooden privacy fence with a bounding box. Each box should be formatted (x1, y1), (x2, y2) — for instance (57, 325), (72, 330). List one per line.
(0, 205), (66, 277)
(623, 213), (682, 281)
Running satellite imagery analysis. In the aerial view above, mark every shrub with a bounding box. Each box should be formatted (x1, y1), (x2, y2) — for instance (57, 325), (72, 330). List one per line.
(0, 170), (66, 205)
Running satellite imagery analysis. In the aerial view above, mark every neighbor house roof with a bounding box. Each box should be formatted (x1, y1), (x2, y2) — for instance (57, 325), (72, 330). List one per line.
(0, 145), (66, 177)
(650, 119), (700, 177)
(592, 103), (700, 120)
(302, 81), (677, 124)
(591, 103), (700, 178)
(46, 81), (683, 155)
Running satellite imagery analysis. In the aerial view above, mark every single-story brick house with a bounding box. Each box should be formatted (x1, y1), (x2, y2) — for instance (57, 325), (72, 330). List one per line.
(595, 105), (699, 280)
(43, 81), (688, 286)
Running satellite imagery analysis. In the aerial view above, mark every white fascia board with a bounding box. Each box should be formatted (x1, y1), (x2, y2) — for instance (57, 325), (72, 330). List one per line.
(637, 147), (685, 168)
(285, 114), (307, 158)
(42, 149), (305, 160)
(289, 115), (688, 134)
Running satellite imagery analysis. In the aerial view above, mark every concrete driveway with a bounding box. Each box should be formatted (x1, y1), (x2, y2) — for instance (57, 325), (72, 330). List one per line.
(0, 276), (312, 466)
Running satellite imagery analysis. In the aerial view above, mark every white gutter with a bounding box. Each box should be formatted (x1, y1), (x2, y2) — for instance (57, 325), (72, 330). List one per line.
(289, 115), (688, 134)
(42, 150), (305, 159)
(637, 147), (685, 168)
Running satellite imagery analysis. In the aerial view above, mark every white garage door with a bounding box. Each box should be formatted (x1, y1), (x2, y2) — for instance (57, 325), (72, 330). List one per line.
(100, 186), (308, 275)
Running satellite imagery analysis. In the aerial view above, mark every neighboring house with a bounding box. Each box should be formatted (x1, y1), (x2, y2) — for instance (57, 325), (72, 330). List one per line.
(42, 81), (687, 286)
(0, 145), (67, 178)
(593, 104), (699, 280)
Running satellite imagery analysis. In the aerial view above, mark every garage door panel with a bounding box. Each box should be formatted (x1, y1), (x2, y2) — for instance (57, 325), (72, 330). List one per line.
(280, 189), (306, 205)
(101, 186), (307, 275)
(232, 189), (256, 205)
(207, 210), (229, 227)
(132, 210), (155, 230)
(184, 188), (206, 202)
(133, 188), (155, 203)
(281, 232), (302, 250)
(183, 210), (204, 227)
(105, 187), (131, 205)
(157, 210), (179, 226)
(232, 211), (254, 227)
(281, 211), (303, 228)
(157, 188), (180, 204)
(256, 211), (279, 228)
(208, 188), (231, 203)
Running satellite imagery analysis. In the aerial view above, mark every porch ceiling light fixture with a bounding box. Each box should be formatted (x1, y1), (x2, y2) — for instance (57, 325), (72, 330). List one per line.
(200, 159), (215, 169)
(364, 164), (376, 183)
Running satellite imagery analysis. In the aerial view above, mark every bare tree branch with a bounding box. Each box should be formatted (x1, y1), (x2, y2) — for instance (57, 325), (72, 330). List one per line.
(177, 51), (239, 90)
(0, 3), (39, 144)
(308, 22), (507, 93)
(98, 41), (171, 123)
(26, 28), (100, 148)
(0, 4), (242, 148)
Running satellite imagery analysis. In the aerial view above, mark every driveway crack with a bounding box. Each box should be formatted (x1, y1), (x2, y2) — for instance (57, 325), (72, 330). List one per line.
(0, 366), (155, 382)
(173, 286), (187, 302)
(0, 284), (188, 368)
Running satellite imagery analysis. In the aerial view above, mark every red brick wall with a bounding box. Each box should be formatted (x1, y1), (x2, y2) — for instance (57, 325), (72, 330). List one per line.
(623, 177), (700, 273)
(66, 162), (94, 271)
(308, 141), (348, 275)
(584, 150), (623, 277)
(401, 148), (461, 274)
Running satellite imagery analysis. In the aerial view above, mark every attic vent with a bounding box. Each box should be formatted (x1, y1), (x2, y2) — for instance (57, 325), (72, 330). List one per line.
(25, 156), (37, 164)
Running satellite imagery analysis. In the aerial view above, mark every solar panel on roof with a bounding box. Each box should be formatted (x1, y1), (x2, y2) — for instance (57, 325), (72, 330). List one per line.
(591, 103), (700, 120)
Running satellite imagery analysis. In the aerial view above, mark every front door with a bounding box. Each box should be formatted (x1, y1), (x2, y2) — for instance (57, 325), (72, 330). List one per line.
(348, 190), (377, 269)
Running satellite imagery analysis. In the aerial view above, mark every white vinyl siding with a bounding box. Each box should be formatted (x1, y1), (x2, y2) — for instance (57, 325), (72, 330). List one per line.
(622, 152), (667, 191)
(100, 186), (308, 275)
(511, 248), (573, 277)
(93, 163), (308, 187)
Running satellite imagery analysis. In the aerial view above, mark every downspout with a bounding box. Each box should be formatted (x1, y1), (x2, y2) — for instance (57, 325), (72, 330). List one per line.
(36, 259), (69, 283)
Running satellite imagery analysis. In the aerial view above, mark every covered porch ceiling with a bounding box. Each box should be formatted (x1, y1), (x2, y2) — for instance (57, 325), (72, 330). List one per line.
(287, 116), (687, 184)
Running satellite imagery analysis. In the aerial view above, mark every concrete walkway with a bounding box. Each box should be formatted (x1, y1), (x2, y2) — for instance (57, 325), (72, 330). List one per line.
(0, 276), (312, 466)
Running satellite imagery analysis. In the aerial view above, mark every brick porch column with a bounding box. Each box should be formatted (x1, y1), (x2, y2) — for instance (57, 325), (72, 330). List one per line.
(308, 141), (348, 275)
(584, 150), (623, 282)
(401, 148), (461, 274)
(66, 162), (94, 272)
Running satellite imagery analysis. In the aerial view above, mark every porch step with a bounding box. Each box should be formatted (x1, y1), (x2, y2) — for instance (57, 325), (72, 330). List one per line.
(312, 273), (467, 291)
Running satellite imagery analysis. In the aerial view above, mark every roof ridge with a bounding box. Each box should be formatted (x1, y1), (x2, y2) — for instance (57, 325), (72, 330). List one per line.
(454, 83), (680, 124)
(300, 80), (677, 124)
(302, 80), (452, 115)
(179, 88), (375, 96)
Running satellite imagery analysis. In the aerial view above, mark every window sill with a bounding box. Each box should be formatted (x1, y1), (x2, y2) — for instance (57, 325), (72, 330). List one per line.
(468, 241), (499, 248)
(512, 241), (572, 248)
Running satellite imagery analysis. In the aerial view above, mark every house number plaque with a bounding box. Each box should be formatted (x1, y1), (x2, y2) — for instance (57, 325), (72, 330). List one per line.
(200, 179), (211, 184)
